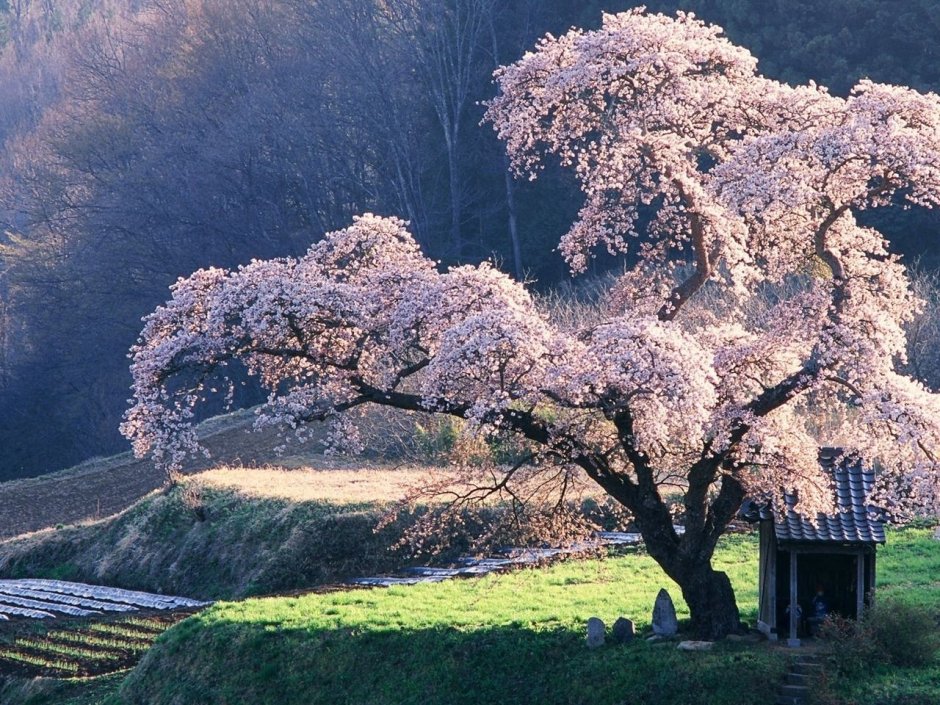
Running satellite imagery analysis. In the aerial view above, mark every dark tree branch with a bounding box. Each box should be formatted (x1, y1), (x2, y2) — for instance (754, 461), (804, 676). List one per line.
(658, 178), (713, 322)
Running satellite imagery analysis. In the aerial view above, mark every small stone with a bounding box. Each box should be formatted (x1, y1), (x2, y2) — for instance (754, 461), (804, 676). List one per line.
(933, 526), (940, 541)
(677, 640), (714, 651)
(651, 588), (679, 636)
(586, 617), (605, 648)
(612, 617), (635, 644)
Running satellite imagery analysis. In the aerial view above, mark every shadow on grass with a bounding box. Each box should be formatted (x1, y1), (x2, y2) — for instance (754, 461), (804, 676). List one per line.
(115, 619), (787, 705)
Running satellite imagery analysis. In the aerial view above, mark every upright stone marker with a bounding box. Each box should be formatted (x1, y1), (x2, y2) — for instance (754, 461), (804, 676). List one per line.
(612, 617), (635, 643)
(586, 617), (606, 648)
(652, 588), (678, 636)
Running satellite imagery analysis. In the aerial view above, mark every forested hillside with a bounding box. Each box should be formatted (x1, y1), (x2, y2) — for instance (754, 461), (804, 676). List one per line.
(2, 0), (940, 479)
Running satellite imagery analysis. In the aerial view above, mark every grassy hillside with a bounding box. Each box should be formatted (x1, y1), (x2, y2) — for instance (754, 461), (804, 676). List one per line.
(0, 467), (446, 599)
(0, 515), (935, 704)
(81, 529), (940, 705)
(111, 534), (785, 705)
(0, 403), (473, 598)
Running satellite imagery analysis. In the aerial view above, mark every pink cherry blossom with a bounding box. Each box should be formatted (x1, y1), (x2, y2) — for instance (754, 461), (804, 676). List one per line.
(124, 10), (940, 638)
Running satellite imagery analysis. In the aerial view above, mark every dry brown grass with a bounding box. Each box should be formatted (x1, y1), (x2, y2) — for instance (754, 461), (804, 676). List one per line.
(194, 464), (452, 505)
(0, 405), (425, 538)
(0, 400), (615, 543)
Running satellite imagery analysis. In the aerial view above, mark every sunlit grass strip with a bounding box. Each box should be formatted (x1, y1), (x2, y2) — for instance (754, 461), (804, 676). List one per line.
(122, 617), (168, 632)
(876, 528), (940, 608)
(204, 537), (759, 632)
(86, 623), (161, 641)
(0, 648), (80, 673)
(13, 638), (124, 662)
(113, 534), (783, 705)
(47, 630), (151, 652)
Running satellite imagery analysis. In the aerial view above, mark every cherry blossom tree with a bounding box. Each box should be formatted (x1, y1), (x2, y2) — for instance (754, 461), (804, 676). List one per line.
(122, 9), (940, 638)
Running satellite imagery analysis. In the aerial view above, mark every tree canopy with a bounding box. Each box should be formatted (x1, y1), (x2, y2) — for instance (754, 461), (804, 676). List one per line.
(5, 1), (940, 478)
(123, 10), (940, 638)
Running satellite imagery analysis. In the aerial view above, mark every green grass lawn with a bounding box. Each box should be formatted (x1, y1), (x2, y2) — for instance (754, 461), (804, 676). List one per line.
(819, 527), (940, 705)
(110, 533), (786, 705)
(4, 528), (937, 705)
(875, 527), (940, 608)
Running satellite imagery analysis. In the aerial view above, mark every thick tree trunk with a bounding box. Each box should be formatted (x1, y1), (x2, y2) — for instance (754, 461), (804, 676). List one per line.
(641, 531), (743, 640)
(630, 498), (742, 640)
(675, 561), (742, 640)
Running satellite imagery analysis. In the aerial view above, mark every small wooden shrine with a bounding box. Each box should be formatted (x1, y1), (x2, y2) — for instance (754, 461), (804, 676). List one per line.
(741, 448), (886, 646)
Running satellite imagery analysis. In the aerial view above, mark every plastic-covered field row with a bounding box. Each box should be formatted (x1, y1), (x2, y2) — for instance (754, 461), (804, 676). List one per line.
(0, 579), (211, 620)
(349, 529), (676, 588)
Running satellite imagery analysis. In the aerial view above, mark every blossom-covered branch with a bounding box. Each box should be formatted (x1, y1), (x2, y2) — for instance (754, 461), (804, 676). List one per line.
(125, 9), (940, 637)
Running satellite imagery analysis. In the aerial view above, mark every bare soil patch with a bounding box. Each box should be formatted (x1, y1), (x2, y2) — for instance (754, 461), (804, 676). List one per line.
(0, 406), (436, 540)
(196, 465), (446, 504)
(0, 410), (336, 539)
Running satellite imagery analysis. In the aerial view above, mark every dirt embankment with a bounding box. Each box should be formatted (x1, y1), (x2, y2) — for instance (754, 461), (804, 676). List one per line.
(0, 410), (331, 539)
(0, 406), (422, 540)
(0, 486), (391, 601)
(0, 404), (450, 600)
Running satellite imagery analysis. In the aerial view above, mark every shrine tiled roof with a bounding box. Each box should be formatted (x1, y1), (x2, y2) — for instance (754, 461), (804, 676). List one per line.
(741, 448), (886, 545)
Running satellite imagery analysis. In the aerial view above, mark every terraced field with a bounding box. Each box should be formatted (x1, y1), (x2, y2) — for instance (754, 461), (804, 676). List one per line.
(0, 406), (407, 539)
(0, 580), (210, 677)
(0, 612), (194, 677)
(0, 408), (301, 539)
(0, 580), (210, 619)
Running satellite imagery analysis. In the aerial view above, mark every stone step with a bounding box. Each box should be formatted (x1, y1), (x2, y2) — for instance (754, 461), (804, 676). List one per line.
(775, 697), (807, 705)
(779, 684), (810, 698)
(792, 661), (822, 675)
(774, 653), (821, 705)
(786, 672), (809, 686)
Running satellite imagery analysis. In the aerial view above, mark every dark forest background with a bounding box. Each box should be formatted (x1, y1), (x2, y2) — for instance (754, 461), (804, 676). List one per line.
(1, 0), (940, 480)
